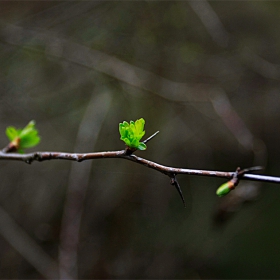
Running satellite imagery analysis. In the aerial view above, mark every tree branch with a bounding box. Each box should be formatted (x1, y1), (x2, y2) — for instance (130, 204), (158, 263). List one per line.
(0, 149), (279, 184)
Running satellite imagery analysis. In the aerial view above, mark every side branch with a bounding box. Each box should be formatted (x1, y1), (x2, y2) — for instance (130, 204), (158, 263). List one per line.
(0, 150), (279, 184)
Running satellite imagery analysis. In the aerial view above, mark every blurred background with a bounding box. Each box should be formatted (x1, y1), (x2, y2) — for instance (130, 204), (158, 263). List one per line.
(0, 1), (280, 279)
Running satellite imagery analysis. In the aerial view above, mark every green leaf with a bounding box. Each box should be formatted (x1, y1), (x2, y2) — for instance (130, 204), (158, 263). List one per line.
(20, 134), (40, 148)
(135, 118), (145, 138)
(5, 120), (40, 152)
(137, 142), (147, 150)
(6, 127), (19, 142)
(119, 118), (146, 150)
(19, 121), (40, 149)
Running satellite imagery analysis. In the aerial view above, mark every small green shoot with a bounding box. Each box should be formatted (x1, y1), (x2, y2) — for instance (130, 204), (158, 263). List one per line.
(119, 118), (147, 150)
(216, 166), (263, 197)
(216, 181), (234, 197)
(6, 120), (40, 153)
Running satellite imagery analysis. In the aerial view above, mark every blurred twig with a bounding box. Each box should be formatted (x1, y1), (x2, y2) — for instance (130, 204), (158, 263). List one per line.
(189, 0), (230, 48)
(189, 0), (269, 223)
(58, 92), (112, 279)
(242, 47), (280, 80)
(1, 23), (209, 102)
(210, 90), (267, 165)
(210, 90), (254, 150)
(16, 2), (102, 30)
(0, 205), (69, 279)
(210, 89), (267, 224)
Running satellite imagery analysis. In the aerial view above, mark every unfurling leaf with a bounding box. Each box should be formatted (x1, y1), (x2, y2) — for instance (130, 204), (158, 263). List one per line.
(119, 118), (146, 150)
(5, 120), (40, 153)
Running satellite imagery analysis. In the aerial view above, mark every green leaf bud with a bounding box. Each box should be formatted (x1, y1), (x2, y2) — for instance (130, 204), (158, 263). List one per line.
(119, 118), (146, 150)
(216, 181), (235, 197)
(5, 120), (40, 153)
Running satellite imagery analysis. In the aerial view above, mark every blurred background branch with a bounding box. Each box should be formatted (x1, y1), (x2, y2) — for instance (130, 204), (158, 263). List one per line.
(58, 92), (112, 279)
(0, 205), (67, 279)
(188, 0), (230, 48)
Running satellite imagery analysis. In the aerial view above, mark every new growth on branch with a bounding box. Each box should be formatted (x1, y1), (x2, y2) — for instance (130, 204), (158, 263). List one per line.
(1, 119), (280, 207)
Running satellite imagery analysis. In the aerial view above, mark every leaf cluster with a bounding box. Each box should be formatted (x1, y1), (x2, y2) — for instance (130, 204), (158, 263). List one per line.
(119, 118), (147, 150)
(6, 120), (40, 153)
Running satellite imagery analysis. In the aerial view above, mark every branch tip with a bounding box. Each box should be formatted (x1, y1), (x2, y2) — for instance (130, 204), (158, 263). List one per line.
(143, 131), (159, 144)
(237, 166), (264, 177)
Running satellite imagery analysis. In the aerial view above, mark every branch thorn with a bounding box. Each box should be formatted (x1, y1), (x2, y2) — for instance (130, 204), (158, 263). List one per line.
(170, 174), (186, 208)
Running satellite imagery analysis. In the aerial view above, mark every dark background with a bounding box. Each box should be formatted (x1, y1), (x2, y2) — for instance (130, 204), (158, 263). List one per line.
(0, 1), (280, 279)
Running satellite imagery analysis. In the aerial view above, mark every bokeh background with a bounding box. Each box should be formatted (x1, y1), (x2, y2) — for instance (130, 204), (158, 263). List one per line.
(0, 1), (280, 279)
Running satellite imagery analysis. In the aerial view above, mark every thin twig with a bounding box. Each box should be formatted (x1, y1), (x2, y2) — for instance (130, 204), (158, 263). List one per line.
(143, 131), (159, 144)
(0, 150), (279, 184)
